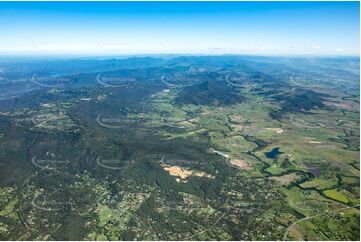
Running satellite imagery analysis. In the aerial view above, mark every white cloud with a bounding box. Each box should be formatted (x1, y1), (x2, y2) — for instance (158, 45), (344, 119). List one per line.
(333, 48), (343, 52)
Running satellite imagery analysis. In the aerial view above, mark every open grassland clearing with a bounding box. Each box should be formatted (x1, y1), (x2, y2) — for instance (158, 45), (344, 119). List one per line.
(323, 189), (353, 204)
(300, 178), (338, 190)
(269, 173), (301, 186)
(265, 166), (287, 176)
(212, 134), (257, 154)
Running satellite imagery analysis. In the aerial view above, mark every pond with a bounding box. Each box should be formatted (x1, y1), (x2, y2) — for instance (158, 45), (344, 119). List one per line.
(265, 147), (282, 159)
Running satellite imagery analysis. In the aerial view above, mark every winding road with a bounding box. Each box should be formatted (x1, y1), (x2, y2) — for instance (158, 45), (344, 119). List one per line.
(283, 204), (360, 240)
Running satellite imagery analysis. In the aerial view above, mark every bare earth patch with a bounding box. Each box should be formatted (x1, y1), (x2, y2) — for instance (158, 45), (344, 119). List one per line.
(230, 159), (252, 170)
(162, 165), (214, 182)
(229, 115), (242, 123)
(163, 166), (192, 179)
(265, 128), (284, 134)
(269, 173), (301, 186)
(307, 141), (323, 144)
(211, 149), (230, 158)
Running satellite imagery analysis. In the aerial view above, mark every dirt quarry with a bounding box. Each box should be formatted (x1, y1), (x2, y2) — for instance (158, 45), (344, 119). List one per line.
(163, 166), (193, 179)
(163, 165), (214, 181)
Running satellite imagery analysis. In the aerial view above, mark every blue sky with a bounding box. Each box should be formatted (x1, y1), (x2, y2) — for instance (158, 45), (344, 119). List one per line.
(0, 1), (359, 56)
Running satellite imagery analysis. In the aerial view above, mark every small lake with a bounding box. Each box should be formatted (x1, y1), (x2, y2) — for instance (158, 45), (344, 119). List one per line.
(306, 165), (321, 177)
(265, 147), (282, 159)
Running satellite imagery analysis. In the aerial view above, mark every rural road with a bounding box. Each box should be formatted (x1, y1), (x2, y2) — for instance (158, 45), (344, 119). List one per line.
(283, 204), (360, 240)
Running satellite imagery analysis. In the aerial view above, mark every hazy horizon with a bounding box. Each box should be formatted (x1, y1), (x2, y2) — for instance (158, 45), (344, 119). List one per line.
(0, 54), (360, 61)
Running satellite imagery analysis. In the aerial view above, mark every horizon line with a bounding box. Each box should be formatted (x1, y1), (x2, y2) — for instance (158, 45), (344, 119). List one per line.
(0, 53), (359, 59)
